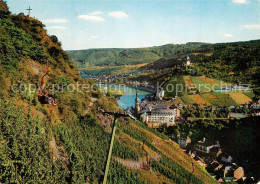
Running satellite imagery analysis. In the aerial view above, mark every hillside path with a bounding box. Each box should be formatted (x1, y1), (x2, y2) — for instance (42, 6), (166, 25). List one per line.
(82, 97), (97, 116)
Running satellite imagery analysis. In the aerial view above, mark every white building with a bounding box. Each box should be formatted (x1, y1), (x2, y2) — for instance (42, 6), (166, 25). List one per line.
(141, 108), (175, 127)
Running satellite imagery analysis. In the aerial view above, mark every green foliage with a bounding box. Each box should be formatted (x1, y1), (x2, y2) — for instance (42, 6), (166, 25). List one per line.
(192, 41), (260, 87)
(151, 154), (218, 184)
(53, 114), (147, 183)
(204, 92), (238, 106)
(164, 75), (187, 97)
(67, 42), (206, 67)
(107, 161), (143, 184)
(181, 95), (198, 105)
(0, 101), (69, 183)
(242, 91), (255, 99)
(0, 16), (47, 74)
(113, 138), (139, 160)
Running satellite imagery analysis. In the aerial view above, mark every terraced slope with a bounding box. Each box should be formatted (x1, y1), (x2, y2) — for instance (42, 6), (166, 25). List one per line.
(164, 75), (253, 106)
(116, 120), (218, 184)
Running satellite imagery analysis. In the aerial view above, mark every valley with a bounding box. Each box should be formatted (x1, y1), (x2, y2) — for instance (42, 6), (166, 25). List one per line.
(1, 0), (260, 183)
(68, 40), (260, 183)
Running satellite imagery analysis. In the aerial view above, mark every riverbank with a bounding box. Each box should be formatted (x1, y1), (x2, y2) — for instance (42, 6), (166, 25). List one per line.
(126, 84), (155, 93)
(96, 83), (153, 109)
(130, 85), (154, 93)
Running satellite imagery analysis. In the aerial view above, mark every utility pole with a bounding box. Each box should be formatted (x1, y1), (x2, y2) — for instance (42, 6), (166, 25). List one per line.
(99, 109), (129, 184)
(26, 6), (32, 16)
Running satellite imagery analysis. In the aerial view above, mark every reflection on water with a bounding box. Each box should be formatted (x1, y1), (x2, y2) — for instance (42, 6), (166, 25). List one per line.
(97, 83), (151, 109)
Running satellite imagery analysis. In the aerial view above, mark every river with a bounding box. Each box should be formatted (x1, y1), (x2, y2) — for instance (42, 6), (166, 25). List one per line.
(97, 84), (152, 109)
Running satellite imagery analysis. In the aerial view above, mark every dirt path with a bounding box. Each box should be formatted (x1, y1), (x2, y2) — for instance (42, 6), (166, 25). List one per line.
(49, 136), (68, 164)
(114, 157), (141, 170)
(82, 97), (97, 116)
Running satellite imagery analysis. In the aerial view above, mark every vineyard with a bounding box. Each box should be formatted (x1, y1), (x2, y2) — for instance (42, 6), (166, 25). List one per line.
(228, 92), (253, 104)
(165, 75), (253, 106)
(116, 119), (218, 184)
(190, 94), (211, 106)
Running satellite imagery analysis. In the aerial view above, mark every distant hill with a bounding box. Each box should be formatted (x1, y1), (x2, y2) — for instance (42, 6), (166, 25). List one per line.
(68, 40), (260, 91)
(67, 42), (209, 67)
(128, 40), (260, 95)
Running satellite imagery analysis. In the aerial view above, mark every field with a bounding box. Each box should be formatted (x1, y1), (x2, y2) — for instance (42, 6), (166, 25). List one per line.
(183, 75), (194, 89)
(243, 91), (255, 99)
(181, 95), (198, 105)
(190, 94), (211, 106)
(201, 92), (238, 106)
(165, 75), (253, 106)
(171, 98), (185, 105)
(228, 92), (253, 104)
(190, 76), (231, 93)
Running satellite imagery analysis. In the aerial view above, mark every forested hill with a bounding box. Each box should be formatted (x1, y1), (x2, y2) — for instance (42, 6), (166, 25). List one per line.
(67, 42), (208, 67)
(144, 39), (260, 89)
(0, 1), (217, 183)
(67, 40), (260, 69)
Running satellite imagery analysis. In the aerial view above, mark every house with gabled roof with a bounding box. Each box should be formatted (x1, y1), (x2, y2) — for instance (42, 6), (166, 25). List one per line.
(195, 138), (220, 154)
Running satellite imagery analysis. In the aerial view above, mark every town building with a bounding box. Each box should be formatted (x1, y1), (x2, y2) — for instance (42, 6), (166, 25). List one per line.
(228, 113), (246, 119)
(221, 155), (233, 163)
(177, 135), (191, 148)
(195, 138), (220, 154)
(234, 167), (244, 180)
(140, 106), (176, 128)
(173, 107), (181, 119)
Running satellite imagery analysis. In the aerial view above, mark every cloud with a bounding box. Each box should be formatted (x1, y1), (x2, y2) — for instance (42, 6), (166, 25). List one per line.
(47, 26), (67, 30)
(108, 11), (128, 19)
(78, 12), (104, 22)
(232, 0), (249, 4)
(224, 33), (233, 37)
(43, 18), (67, 23)
(244, 24), (260, 29)
(90, 35), (100, 39)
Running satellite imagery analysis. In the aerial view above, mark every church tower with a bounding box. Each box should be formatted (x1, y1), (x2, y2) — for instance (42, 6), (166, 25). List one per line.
(135, 89), (140, 116)
(186, 55), (191, 66)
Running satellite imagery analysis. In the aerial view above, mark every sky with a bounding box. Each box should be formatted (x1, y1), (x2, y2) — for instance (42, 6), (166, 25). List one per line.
(6, 0), (260, 50)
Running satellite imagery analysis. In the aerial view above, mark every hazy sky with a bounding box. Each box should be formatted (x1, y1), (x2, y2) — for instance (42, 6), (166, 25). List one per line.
(7, 0), (260, 50)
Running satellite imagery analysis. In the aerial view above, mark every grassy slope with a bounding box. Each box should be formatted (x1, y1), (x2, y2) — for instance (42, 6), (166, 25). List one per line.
(164, 75), (188, 97)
